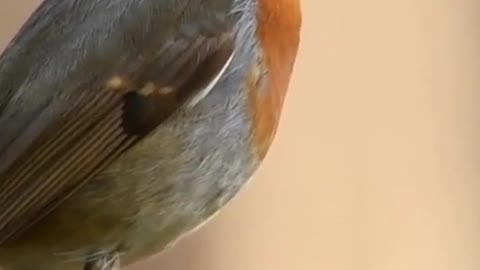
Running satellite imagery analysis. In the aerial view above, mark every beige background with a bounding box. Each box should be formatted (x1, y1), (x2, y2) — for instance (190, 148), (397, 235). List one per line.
(1, 1), (480, 270)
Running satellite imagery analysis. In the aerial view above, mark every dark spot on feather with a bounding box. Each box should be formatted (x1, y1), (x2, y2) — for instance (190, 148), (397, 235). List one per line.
(121, 91), (178, 136)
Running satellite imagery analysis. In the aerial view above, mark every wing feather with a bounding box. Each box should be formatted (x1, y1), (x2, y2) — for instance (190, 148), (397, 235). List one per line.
(0, 3), (236, 243)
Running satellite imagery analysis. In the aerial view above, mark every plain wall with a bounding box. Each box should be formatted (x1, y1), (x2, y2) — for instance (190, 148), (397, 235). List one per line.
(1, 1), (480, 270)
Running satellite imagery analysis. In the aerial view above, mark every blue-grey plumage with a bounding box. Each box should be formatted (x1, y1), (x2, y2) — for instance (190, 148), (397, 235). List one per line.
(0, 0), (302, 269)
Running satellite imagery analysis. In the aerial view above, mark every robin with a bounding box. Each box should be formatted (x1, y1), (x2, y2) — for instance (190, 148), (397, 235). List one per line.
(0, 0), (301, 269)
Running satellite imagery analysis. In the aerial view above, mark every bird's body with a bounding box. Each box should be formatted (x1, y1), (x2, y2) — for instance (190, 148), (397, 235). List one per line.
(0, 0), (301, 269)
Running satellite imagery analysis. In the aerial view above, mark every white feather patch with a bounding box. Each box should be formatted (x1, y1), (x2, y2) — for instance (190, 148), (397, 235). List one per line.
(186, 51), (235, 108)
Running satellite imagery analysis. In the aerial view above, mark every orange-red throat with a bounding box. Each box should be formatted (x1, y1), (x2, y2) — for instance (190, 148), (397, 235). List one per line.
(248, 0), (302, 159)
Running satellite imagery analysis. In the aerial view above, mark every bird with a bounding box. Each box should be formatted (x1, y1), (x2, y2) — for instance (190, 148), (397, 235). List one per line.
(0, 0), (302, 269)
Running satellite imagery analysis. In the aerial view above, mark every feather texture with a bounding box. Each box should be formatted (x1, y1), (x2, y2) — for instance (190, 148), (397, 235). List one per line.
(0, 0), (236, 244)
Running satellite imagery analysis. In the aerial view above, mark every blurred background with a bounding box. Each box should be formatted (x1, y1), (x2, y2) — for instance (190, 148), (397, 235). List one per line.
(1, 1), (480, 270)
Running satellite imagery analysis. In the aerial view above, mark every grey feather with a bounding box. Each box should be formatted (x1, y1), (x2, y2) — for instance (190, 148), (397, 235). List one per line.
(0, 0), (263, 269)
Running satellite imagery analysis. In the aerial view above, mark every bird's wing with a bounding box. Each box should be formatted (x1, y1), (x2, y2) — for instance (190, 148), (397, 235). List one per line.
(0, 0), (236, 244)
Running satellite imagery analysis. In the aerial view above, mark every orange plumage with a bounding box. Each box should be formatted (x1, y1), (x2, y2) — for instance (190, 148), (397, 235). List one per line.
(249, 0), (302, 158)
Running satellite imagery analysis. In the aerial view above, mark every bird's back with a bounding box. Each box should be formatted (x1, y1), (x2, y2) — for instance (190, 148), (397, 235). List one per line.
(0, 0), (301, 269)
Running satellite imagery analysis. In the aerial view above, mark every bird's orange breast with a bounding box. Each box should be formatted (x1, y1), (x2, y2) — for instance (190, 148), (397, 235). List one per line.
(247, 0), (302, 159)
